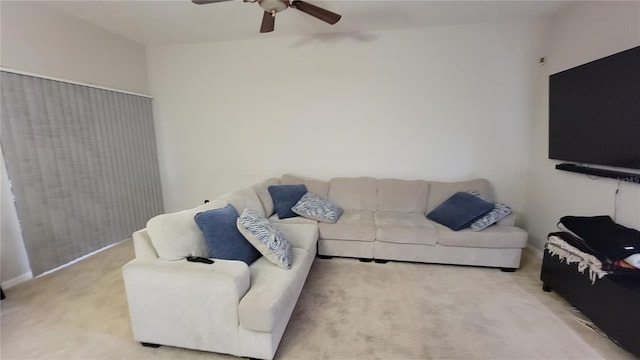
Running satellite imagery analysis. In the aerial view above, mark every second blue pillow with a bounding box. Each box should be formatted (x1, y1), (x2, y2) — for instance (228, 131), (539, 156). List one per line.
(268, 184), (308, 219)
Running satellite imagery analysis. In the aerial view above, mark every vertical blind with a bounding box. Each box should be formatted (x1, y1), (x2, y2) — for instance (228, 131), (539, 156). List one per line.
(0, 71), (163, 276)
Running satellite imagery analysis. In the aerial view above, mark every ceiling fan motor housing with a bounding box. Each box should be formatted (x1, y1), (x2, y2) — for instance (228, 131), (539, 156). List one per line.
(258, 0), (289, 13)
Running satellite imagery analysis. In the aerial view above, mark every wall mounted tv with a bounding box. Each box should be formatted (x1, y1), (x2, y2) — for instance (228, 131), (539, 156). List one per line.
(549, 45), (640, 171)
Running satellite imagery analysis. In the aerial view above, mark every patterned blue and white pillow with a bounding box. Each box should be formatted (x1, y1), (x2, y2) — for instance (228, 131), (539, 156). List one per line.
(467, 190), (512, 231)
(291, 192), (344, 224)
(236, 209), (293, 269)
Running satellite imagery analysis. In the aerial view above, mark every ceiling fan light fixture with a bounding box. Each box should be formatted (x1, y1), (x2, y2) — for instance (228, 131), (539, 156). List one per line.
(194, 0), (341, 33)
(258, 0), (289, 14)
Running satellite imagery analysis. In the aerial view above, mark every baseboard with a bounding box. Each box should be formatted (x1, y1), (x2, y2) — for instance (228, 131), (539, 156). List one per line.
(1, 239), (130, 290)
(38, 239), (129, 278)
(525, 244), (544, 259)
(2, 271), (33, 289)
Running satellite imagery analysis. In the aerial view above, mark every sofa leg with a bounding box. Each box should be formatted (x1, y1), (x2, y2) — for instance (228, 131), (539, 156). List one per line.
(374, 259), (389, 264)
(500, 267), (516, 272)
(542, 283), (552, 292)
(359, 258), (373, 262)
(141, 342), (161, 348)
(318, 255), (333, 260)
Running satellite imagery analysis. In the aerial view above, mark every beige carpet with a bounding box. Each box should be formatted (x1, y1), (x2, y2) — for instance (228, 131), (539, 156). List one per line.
(0, 240), (634, 360)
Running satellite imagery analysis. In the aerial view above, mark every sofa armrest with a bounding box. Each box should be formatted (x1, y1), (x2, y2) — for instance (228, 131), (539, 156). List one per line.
(122, 258), (250, 354)
(132, 229), (158, 259)
(497, 213), (517, 227)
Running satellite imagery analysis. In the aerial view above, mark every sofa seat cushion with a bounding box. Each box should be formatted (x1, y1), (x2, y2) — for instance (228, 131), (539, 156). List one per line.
(239, 247), (313, 332)
(374, 211), (438, 245)
(268, 214), (318, 225)
(434, 222), (528, 249)
(318, 210), (375, 242)
(272, 223), (319, 253)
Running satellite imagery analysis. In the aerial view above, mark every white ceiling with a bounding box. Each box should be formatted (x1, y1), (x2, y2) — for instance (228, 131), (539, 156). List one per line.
(44, 0), (573, 46)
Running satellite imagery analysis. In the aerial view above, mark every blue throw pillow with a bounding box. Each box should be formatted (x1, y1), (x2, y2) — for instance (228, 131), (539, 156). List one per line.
(427, 192), (495, 231)
(268, 184), (308, 219)
(194, 204), (261, 265)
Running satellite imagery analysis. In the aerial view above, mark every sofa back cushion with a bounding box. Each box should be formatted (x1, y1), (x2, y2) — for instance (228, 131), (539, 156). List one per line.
(252, 177), (281, 217)
(377, 179), (430, 213)
(281, 174), (329, 197)
(426, 178), (493, 213)
(146, 200), (226, 260)
(219, 187), (266, 218)
(328, 177), (377, 211)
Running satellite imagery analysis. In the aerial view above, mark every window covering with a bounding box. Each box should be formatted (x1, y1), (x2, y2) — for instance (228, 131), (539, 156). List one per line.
(1, 71), (163, 275)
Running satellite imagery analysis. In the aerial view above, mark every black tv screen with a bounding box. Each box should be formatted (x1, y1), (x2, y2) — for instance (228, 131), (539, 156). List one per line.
(549, 46), (640, 170)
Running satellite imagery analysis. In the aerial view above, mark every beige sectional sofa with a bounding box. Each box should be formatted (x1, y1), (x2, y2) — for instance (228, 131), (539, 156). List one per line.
(122, 174), (527, 360)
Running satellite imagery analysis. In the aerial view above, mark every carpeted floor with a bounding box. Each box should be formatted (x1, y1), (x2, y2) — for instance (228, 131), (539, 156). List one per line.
(0, 240), (634, 360)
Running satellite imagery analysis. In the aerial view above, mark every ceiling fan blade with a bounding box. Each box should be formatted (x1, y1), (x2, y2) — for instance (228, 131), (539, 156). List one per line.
(260, 11), (275, 33)
(192, 0), (233, 4)
(291, 0), (341, 25)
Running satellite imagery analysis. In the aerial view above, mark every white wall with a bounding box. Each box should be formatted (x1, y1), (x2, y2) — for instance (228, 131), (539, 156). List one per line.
(0, 2), (150, 286)
(148, 20), (546, 215)
(524, 1), (640, 252)
(0, 1), (149, 94)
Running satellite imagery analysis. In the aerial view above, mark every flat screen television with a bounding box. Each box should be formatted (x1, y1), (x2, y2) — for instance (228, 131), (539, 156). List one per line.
(549, 45), (640, 171)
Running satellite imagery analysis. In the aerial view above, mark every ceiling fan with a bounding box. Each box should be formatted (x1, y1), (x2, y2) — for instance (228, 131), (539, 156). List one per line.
(192, 0), (341, 33)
